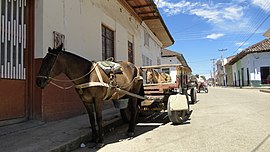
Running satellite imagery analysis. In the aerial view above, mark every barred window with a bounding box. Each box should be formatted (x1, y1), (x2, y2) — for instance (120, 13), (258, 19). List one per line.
(102, 25), (114, 60)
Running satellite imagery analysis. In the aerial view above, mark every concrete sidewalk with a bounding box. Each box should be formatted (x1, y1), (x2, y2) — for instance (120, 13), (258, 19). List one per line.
(0, 108), (123, 152)
(215, 86), (270, 94)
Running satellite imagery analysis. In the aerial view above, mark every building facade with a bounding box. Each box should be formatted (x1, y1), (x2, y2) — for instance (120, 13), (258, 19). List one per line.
(216, 58), (227, 86)
(224, 56), (235, 86)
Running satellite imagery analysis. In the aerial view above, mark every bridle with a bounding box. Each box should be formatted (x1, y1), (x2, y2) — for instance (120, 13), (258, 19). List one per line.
(36, 52), (59, 81)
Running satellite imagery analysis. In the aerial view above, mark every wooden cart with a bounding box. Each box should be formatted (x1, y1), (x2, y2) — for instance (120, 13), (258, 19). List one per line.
(138, 64), (196, 124)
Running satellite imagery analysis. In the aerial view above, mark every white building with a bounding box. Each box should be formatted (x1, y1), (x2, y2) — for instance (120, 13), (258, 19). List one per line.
(35, 0), (173, 66)
(216, 58), (227, 86)
(227, 39), (270, 87)
(160, 49), (191, 83)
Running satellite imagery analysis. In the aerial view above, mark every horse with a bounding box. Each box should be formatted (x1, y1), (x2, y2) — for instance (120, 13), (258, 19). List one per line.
(146, 68), (171, 84)
(36, 44), (145, 147)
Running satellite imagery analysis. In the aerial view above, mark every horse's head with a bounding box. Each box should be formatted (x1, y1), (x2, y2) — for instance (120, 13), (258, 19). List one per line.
(146, 68), (153, 79)
(146, 68), (156, 83)
(36, 44), (63, 88)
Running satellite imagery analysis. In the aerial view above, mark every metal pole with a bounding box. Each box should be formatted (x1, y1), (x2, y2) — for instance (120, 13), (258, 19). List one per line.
(210, 59), (216, 86)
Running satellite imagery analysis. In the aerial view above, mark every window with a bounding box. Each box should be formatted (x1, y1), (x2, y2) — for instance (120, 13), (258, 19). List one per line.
(142, 55), (152, 66)
(162, 68), (170, 74)
(102, 25), (114, 60)
(144, 30), (149, 47)
(128, 41), (134, 63)
(157, 57), (161, 65)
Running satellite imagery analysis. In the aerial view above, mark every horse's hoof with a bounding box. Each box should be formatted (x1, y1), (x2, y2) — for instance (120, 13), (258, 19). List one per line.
(126, 132), (134, 137)
(95, 143), (105, 148)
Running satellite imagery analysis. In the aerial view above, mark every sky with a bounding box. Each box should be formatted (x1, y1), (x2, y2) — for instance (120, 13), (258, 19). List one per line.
(153, 0), (270, 78)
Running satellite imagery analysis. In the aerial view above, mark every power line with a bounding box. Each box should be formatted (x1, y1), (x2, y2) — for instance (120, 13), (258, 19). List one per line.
(231, 10), (270, 55)
(218, 1), (270, 55)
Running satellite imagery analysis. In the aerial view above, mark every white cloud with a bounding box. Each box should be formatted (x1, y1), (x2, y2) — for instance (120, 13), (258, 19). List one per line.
(252, 0), (270, 12)
(155, 0), (245, 22)
(155, 0), (192, 15)
(154, 0), (249, 31)
(206, 33), (225, 39)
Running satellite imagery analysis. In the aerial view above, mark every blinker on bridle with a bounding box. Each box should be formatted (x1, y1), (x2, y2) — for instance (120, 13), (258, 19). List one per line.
(36, 52), (59, 80)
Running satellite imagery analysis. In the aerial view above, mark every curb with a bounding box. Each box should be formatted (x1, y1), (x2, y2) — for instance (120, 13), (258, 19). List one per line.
(259, 89), (270, 93)
(49, 116), (123, 152)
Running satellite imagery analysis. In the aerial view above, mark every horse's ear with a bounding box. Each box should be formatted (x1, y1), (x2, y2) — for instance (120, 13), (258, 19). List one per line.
(57, 43), (63, 51)
(48, 47), (52, 53)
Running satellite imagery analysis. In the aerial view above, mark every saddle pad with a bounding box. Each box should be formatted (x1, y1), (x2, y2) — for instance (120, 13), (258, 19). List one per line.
(97, 61), (122, 74)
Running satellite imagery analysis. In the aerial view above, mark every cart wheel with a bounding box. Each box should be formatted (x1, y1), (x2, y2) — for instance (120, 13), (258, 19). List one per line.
(190, 88), (197, 104)
(167, 95), (190, 124)
(168, 110), (188, 124)
(205, 88), (208, 93)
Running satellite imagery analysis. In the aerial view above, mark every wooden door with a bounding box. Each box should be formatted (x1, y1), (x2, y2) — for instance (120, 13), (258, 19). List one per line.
(0, 0), (29, 123)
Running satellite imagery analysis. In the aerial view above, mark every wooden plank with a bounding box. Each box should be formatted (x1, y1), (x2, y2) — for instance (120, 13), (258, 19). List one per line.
(141, 64), (185, 69)
(144, 82), (174, 87)
(145, 91), (164, 95)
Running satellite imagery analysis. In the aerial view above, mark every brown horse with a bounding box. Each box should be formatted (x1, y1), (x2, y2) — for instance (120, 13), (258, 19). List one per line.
(36, 44), (144, 147)
(146, 68), (171, 84)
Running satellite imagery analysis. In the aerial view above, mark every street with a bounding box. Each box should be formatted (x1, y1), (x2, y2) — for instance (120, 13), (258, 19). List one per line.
(74, 87), (270, 152)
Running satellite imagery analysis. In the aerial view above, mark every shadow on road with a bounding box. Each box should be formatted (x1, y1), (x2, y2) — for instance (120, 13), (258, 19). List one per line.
(82, 111), (192, 151)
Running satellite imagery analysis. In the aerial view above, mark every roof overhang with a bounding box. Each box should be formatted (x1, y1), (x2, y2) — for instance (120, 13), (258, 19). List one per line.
(228, 39), (270, 65)
(118, 0), (174, 48)
(161, 49), (191, 72)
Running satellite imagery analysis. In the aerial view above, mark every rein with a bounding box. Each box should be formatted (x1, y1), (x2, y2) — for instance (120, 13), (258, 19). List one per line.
(48, 64), (98, 90)
(36, 54), (98, 89)
(49, 63), (98, 82)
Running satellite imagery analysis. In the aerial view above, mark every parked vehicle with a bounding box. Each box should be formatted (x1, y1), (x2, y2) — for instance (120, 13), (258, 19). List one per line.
(138, 64), (195, 124)
(197, 81), (208, 93)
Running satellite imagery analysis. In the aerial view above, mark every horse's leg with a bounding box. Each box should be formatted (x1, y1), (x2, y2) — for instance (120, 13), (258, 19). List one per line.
(83, 102), (98, 143)
(94, 99), (104, 147)
(127, 96), (138, 137)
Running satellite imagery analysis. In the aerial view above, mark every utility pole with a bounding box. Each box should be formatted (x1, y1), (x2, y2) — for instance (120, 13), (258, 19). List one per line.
(210, 58), (216, 87)
(219, 49), (227, 87)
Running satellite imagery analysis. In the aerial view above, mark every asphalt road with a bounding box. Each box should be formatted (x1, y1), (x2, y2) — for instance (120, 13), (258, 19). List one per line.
(74, 87), (270, 152)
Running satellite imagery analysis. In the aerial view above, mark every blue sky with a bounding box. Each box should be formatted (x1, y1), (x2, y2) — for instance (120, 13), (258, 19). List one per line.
(154, 0), (270, 78)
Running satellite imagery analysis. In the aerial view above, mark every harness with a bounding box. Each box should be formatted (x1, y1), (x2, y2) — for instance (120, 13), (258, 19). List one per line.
(76, 62), (142, 100)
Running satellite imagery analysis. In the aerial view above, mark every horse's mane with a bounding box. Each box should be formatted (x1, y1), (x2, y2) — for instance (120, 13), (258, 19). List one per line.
(62, 50), (92, 65)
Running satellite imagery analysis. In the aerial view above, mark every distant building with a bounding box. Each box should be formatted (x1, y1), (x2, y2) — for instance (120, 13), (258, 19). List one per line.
(216, 58), (227, 86)
(225, 56), (236, 86)
(263, 28), (270, 38)
(227, 39), (270, 87)
(161, 49), (191, 83)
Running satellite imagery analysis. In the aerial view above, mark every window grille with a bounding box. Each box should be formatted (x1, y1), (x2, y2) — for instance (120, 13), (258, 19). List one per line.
(0, 0), (26, 79)
(102, 25), (114, 60)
